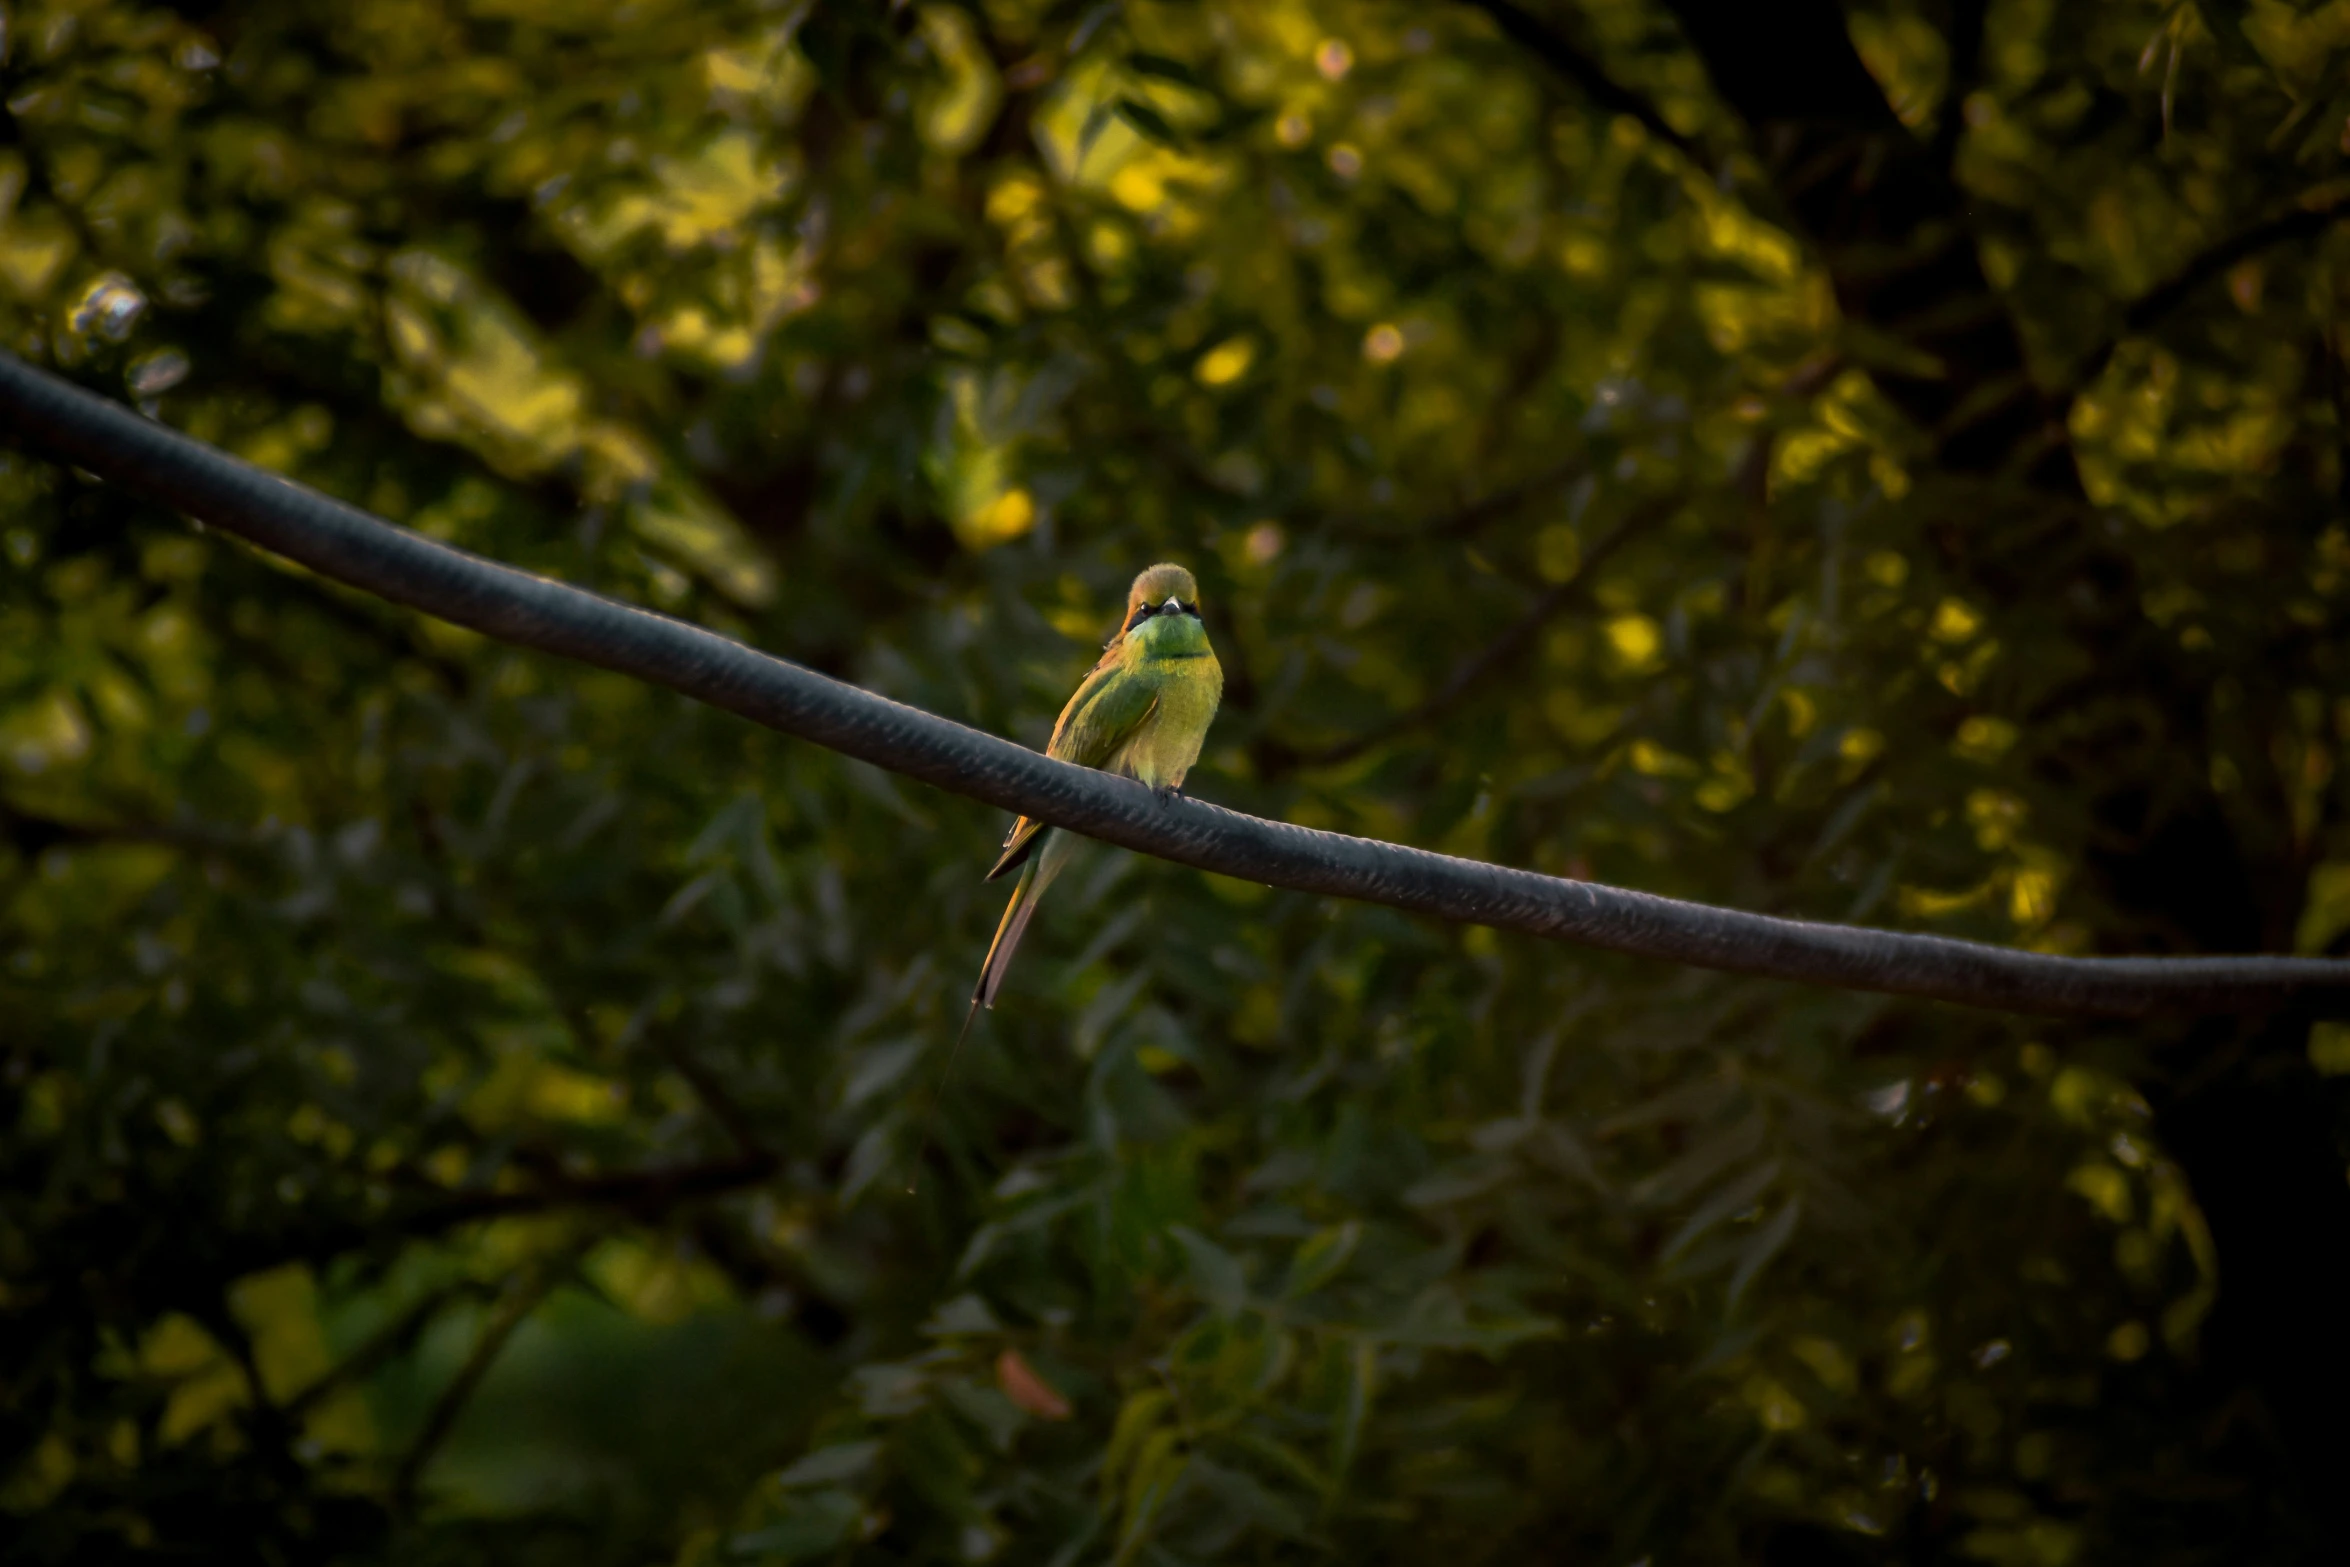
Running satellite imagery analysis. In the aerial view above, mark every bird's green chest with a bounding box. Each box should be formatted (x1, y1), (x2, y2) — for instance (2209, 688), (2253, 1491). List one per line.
(1120, 648), (1223, 789)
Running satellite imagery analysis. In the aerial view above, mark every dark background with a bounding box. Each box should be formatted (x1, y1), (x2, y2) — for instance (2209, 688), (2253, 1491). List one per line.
(6, 0), (2350, 1561)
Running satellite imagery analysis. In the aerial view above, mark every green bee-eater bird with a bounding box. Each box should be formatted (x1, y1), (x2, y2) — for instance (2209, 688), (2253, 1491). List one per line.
(972, 561), (1225, 1009)
(910, 564), (1224, 1190)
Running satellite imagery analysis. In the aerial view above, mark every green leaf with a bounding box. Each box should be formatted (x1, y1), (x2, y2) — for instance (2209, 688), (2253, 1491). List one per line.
(1598, 1074), (1739, 1135)
(1660, 1159), (1780, 1264)
(1727, 1198), (1803, 1310)
(1628, 1110), (1769, 1208)
(1329, 1336), (1376, 1480)
(731, 1488), (862, 1561)
(1225, 1429), (1329, 1495)
(772, 1441), (882, 1490)
(657, 866), (727, 928)
(841, 1036), (925, 1111)
(1283, 1220), (1360, 1298)
(1171, 1224), (1247, 1314)
(921, 1292), (1003, 1337)
(938, 1374), (1026, 1453)
(1125, 51), (1205, 88)
(840, 1121), (897, 1204)
(1112, 97), (1181, 148)
(687, 792), (762, 863)
(1114, 1429), (1187, 1564)
(1184, 1456), (1313, 1540)
(1076, 99), (1118, 161)
(1102, 1388), (1172, 1499)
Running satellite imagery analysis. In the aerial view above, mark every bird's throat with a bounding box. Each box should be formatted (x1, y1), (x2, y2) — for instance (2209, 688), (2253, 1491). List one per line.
(1126, 620), (1210, 662)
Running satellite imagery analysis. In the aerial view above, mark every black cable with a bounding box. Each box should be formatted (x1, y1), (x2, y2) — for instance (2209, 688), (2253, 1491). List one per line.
(1, 350), (2343, 1019)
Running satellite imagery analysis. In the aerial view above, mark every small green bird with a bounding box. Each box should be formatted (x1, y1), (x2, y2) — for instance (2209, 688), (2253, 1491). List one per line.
(909, 563), (1224, 1191)
(972, 561), (1225, 1009)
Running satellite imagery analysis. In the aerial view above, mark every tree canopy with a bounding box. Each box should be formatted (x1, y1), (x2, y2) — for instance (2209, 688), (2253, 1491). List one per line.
(6, 1), (2350, 1563)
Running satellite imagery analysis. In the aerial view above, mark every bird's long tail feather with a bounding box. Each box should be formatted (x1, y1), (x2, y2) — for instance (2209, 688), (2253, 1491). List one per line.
(908, 832), (1074, 1194)
(974, 830), (1071, 1009)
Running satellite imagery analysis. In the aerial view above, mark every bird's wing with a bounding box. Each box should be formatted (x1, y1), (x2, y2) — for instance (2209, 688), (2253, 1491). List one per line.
(986, 659), (1158, 882)
(1047, 657), (1159, 766)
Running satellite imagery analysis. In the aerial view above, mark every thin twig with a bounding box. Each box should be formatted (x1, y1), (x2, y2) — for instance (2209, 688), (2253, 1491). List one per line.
(1285, 506), (1653, 770)
(391, 1249), (580, 1509)
(2071, 193), (2350, 393)
(1427, 459), (1588, 544)
(1929, 0), (1989, 169)
(1454, 0), (1702, 163)
(284, 1279), (490, 1419)
(555, 987), (771, 1159)
(649, 1028), (770, 1158)
(0, 800), (246, 859)
(397, 1152), (779, 1234)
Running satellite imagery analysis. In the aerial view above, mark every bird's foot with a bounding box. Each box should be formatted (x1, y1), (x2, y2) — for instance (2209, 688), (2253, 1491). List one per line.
(1153, 783), (1184, 805)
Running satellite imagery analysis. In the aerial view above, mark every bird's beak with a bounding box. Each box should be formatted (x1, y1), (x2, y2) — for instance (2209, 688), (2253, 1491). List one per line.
(1162, 596), (1181, 613)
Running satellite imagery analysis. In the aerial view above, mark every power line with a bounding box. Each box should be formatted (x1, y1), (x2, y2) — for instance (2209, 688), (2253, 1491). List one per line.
(1, 349), (2342, 1020)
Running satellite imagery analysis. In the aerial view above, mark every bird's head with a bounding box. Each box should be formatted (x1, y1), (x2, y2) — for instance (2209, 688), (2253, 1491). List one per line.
(1116, 562), (1207, 650)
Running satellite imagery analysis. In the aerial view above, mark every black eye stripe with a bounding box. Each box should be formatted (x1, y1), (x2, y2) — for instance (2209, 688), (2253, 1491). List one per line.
(1121, 598), (1202, 631)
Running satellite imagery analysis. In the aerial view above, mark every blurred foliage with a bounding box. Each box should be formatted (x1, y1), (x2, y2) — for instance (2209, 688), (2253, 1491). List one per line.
(4, 0), (2349, 1562)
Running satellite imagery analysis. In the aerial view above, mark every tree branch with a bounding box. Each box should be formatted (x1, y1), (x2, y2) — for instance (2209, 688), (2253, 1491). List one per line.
(1, 802), (120, 858)
(552, 989), (772, 1160)
(285, 1279), (490, 1420)
(0, 800), (238, 859)
(1928, 0), (1989, 170)
(1281, 503), (1651, 770)
(647, 1027), (771, 1159)
(1454, 0), (1703, 163)
(396, 1152), (779, 1233)
(392, 1251), (576, 1510)
(1425, 458), (1589, 544)
(2069, 192), (2350, 394)
(1655, 0), (2070, 484)
(2, 350), (2345, 1020)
